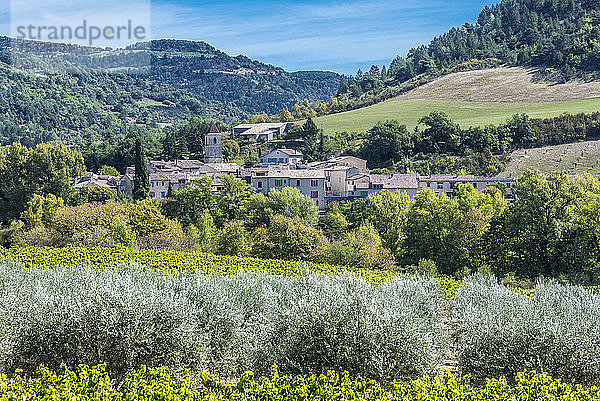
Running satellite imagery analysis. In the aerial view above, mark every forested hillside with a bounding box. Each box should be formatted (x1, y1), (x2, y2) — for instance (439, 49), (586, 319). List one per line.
(332, 0), (600, 112)
(0, 40), (243, 147)
(394, 0), (600, 78)
(60, 39), (341, 115)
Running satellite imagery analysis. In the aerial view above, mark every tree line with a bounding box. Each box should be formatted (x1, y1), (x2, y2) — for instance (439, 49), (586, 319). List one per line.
(347, 111), (600, 175)
(2, 142), (600, 286)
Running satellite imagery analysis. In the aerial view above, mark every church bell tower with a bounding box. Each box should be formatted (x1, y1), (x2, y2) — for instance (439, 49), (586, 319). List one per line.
(204, 122), (223, 164)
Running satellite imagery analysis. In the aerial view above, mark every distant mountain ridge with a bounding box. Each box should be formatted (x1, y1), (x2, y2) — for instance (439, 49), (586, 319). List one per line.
(0, 36), (244, 148)
(56, 38), (342, 115)
(1, 37), (341, 116)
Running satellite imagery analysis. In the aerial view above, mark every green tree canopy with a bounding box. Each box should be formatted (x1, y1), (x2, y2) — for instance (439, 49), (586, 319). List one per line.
(359, 120), (412, 169)
(418, 112), (462, 154)
(486, 170), (580, 278)
(0, 143), (84, 224)
(216, 175), (255, 223)
(245, 187), (319, 228)
(252, 215), (327, 261)
(162, 177), (220, 228)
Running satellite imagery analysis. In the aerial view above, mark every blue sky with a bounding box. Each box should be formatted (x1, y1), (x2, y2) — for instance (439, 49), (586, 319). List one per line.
(4, 0), (497, 74)
(150, 0), (498, 74)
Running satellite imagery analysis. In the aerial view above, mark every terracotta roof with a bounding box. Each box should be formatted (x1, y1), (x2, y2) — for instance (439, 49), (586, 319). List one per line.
(175, 160), (205, 169)
(150, 173), (189, 182)
(73, 173), (118, 189)
(347, 173), (370, 181)
(308, 155), (367, 170)
(419, 175), (475, 181)
(280, 149), (302, 156)
(329, 156), (366, 163)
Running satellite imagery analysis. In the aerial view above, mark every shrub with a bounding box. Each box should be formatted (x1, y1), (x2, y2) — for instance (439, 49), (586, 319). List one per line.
(126, 200), (185, 240)
(266, 273), (445, 381)
(252, 215), (328, 261)
(72, 186), (117, 205)
(215, 220), (252, 256)
(0, 261), (207, 379)
(50, 202), (134, 247)
(323, 224), (397, 270)
(186, 210), (217, 253)
(135, 234), (195, 251)
(11, 226), (70, 248)
(245, 188), (319, 228)
(0, 262), (444, 381)
(451, 275), (600, 385)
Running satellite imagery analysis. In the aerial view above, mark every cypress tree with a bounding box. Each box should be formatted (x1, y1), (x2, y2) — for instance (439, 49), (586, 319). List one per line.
(133, 136), (150, 200)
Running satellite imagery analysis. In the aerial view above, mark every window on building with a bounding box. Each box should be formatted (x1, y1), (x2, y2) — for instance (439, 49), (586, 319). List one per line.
(296, 180), (301, 186)
(279, 158), (284, 163)
(257, 181), (263, 189)
(268, 158), (276, 163)
(150, 192), (155, 198)
(275, 179), (283, 186)
(437, 183), (444, 190)
(161, 192), (166, 198)
(310, 191), (319, 199)
(311, 180), (319, 187)
(151, 182), (154, 188)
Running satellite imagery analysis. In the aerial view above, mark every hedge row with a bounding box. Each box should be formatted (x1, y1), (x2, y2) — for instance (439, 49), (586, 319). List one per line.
(5, 248), (600, 386)
(0, 261), (445, 381)
(451, 275), (600, 386)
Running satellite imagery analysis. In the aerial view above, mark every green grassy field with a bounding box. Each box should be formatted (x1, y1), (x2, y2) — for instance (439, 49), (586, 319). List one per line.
(314, 98), (600, 135)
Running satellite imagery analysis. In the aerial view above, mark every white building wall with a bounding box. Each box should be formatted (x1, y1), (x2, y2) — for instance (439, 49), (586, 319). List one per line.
(260, 150), (302, 165)
(250, 175), (325, 210)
